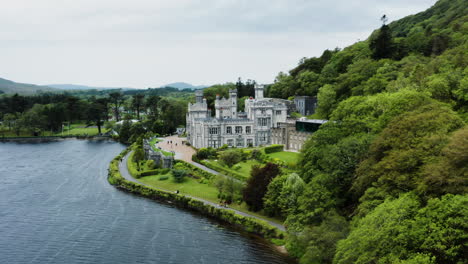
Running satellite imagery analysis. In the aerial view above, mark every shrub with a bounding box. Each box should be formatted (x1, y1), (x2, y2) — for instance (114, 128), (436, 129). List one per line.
(197, 148), (211, 160)
(219, 149), (243, 167)
(146, 160), (157, 170)
(200, 160), (246, 181)
(196, 147), (218, 160)
(192, 153), (200, 163)
(172, 169), (188, 183)
(138, 168), (171, 177)
(251, 149), (263, 161)
(219, 144), (229, 150)
(264, 144), (284, 154)
(158, 175), (169, 181)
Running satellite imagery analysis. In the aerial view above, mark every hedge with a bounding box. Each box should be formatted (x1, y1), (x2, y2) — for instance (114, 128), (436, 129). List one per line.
(138, 168), (171, 177)
(264, 144), (284, 154)
(108, 148), (285, 240)
(199, 160), (247, 181)
(174, 159), (216, 180)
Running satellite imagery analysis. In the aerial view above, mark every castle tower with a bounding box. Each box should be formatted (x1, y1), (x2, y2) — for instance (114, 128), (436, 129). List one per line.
(255, 84), (264, 99)
(229, 89), (237, 118)
(195, 90), (203, 103)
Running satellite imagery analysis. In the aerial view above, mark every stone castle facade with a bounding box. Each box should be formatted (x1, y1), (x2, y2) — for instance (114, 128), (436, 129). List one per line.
(186, 85), (290, 149)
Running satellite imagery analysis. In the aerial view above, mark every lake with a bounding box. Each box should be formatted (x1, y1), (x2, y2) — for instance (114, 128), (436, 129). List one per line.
(0, 140), (294, 264)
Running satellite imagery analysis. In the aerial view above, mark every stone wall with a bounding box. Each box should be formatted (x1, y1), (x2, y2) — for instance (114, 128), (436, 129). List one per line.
(143, 138), (174, 169)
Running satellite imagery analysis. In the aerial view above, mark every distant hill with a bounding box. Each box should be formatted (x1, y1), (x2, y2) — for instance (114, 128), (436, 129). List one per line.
(0, 77), (60, 95)
(161, 82), (209, 90)
(47, 84), (136, 91)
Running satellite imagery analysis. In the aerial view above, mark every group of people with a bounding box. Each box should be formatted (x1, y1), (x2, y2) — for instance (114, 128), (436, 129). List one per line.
(167, 140), (177, 146)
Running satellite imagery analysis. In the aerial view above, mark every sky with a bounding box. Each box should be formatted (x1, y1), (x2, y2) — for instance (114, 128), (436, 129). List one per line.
(0, 0), (437, 88)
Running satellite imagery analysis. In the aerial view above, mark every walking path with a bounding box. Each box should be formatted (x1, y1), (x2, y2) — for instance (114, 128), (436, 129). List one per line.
(118, 151), (285, 231)
(156, 136), (242, 183)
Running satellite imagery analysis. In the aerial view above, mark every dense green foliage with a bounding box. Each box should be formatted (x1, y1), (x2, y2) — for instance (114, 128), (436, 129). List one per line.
(107, 148), (285, 240)
(243, 163), (281, 212)
(263, 144), (284, 154)
(260, 1), (468, 263)
(265, 0), (468, 121)
(219, 149), (244, 167)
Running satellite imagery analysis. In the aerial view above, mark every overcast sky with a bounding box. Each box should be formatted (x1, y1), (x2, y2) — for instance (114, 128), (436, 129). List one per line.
(0, 0), (437, 88)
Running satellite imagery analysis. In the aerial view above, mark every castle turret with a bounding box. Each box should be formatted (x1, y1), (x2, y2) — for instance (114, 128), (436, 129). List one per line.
(255, 84), (264, 99)
(229, 89), (237, 118)
(195, 90), (203, 103)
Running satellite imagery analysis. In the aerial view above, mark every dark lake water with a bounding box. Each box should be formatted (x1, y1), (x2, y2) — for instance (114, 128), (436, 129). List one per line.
(0, 140), (294, 264)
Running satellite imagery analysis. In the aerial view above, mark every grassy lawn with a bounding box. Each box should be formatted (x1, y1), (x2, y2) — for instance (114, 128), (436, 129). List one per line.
(234, 160), (261, 176)
(0, 123), (109, 137)
(54, 127), (109, 136)
(125, 149), (284, 225)
(139, 175), (219, 202)
(203, 159), (261, 181)
(149, 137), (174, 156)
(266, 151), (301, 165)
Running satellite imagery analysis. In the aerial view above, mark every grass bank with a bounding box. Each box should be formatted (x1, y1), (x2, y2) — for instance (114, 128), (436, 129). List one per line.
(108, 148), (286, 241)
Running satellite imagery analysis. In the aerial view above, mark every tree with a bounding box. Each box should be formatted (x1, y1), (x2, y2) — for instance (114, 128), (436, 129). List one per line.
(132, 146), (145, 170)
(109, 91), (124, 121)
(219, 150), (243, 168)
(263, 174), (288, 217)
(172, 169), (188, 183)
(20, 104), (47, 135)
(129, 122), (146, 143)
(334, 193), (468, 264)
(316, 84), (337, 119)
(131, 94), (145, 120)
(86, 98), (108, 134)
(215, 177), (243, 203)
(353, 103), (464, 213)
(243, 163), (280, 211)
(420, 126), (468, 196)
(3, 113), (17, 130)
(296, 211), (349, 264)
(369, 24), (394, 59)
(145, 95), (161, 121)
(118, 119), (132, 143)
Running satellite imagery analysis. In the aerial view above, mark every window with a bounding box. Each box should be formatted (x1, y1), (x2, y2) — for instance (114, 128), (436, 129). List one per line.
(235, 126), (242, 134)
(276, 110), (282, 115)
(246, 126), (251, 134)
(247, 139), (253, 147)
(261, 110), (266, 114)
(236, 138), (244, 147)
(209, 127), (219, 135)
(227, 139), (234, 147)
(226, 126), (232, 134)
(257, 118), (269, 127)
(208, 140), (219, 148)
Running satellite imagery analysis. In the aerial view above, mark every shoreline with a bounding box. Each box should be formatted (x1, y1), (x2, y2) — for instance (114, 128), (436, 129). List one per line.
(107, 147), (292, 257)
(0, 135), (112, 142)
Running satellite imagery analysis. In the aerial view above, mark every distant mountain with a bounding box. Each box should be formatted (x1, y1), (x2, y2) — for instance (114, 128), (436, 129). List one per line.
(161, 82), (209, 90)
(47, 84), (136, 91)
(0, 77), (60, 95)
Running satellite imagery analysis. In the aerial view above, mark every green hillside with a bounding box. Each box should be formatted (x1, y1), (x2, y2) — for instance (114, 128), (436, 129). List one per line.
(262, 0), (468, 263)
(267, 0), (467, 120)
(0, 77), (60, 95)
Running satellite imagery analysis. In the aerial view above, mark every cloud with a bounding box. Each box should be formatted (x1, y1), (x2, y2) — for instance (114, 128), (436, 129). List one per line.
(0, 0), (437, 87)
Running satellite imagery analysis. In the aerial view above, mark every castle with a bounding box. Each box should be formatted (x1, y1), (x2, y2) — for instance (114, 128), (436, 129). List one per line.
(186, 85), (290, 149)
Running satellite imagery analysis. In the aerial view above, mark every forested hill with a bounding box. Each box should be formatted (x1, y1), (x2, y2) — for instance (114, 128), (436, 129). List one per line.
(0, 77), (60, 95)
(262, 0), (468, 263)
(267, 0), (467, 120)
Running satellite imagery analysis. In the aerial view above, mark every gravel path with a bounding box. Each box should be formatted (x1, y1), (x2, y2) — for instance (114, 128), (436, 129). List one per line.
(118, 151), (285, 231)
